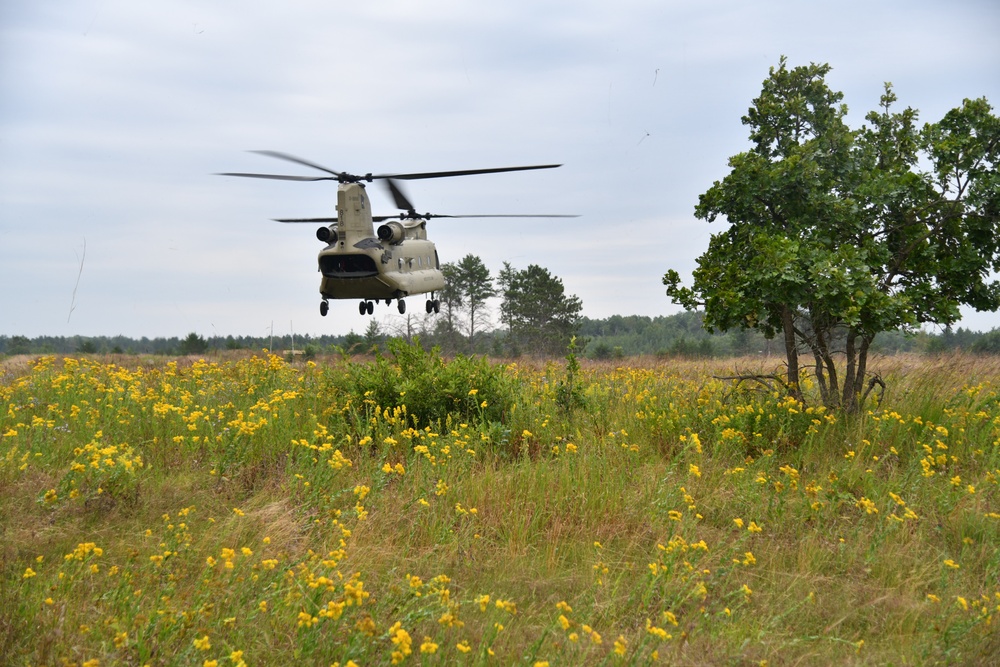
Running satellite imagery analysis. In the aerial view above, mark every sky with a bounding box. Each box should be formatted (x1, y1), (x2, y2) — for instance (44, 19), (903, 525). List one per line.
(2, 0), (999, 339)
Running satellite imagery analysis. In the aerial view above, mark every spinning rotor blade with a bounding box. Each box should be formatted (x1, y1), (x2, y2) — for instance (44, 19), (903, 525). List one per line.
(384, 178), (416, 212)
(423, 214), (580, 219)
(218, 172), (337, 181)
(222, 151), (562, 184)
(250, 150), (348, 179)
(274, 215), (408, 223)
(383, 164), (563, 181)
(218, 151), (355, 182)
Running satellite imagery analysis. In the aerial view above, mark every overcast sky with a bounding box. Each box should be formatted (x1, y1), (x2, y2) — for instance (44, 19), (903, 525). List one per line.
(2, 0), (998, 339)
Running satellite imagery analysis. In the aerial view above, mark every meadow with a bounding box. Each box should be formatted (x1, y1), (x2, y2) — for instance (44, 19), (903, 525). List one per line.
(2, 343), (998, 666)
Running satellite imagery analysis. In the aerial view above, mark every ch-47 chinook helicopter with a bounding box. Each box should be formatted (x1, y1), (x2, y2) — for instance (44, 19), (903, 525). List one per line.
(221, 151), (575, 317)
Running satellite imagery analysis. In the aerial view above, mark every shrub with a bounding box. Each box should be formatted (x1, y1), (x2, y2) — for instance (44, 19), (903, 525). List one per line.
(333, 338), (519, 426)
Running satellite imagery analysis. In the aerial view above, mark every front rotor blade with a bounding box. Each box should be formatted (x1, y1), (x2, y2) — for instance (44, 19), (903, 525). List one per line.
(251, 150), (346, 178)
(384, 178), (415, 212)
(423, 213), (580, 219)
(218, 172), (337, 181)
(376, 164), (563, 181)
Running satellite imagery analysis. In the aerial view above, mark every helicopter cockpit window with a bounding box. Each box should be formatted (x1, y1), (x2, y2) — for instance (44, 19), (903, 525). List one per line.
(319, 254), (378, 279)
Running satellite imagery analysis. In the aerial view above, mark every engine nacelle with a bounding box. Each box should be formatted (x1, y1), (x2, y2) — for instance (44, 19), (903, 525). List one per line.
(377, 222), (405, 244)
(316, 226), (338, 243)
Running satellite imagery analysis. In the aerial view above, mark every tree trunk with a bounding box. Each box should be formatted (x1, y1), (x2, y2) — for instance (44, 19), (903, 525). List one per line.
(813, 350), (829, 405)
(781, 305), (803, 401)
(815, 327), (840, 409)
(844, 334), (872, 414)
(842, 331), (857, 410)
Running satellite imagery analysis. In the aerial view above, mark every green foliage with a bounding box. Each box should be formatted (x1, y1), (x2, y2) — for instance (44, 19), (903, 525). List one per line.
(335, 338), (519, 425)
(5, 354), (1000, 664)
(178, 332), (208, 355)
(501, 263), (583, 356)
(436, 262), (464, 351)
(972, 329), (1000, 355)
(6, 335), (31, 355)
(666, 57), (1000, 411)
(555, 336), (586, 412)
(362, 320), (382, 353)
(452, 254), (497, 349)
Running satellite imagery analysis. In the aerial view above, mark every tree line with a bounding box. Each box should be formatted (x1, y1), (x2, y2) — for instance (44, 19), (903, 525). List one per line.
(2, 316), (997, 360)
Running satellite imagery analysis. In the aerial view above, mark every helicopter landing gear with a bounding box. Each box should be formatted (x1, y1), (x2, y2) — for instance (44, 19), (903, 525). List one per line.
(425, 299), (440, 314)
(397, 299), (406, 314)
(320, 300), (329, 317)
(359, 300), (375, 315)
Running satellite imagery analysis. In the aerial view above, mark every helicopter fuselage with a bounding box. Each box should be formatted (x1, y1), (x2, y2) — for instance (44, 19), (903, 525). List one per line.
(317, 182), (445, 301)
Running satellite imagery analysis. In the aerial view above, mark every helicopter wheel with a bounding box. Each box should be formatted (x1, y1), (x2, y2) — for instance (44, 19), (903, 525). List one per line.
(359, 301), (366, 315)
(320, 300), (329, 317)
(433, 300), (440, 314)
(366, 301), (375, 315)
(397, 300), (406, 315)
(425, 299), (433, 314)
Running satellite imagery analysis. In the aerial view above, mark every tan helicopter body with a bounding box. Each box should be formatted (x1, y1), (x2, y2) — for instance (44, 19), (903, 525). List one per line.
(317, 183), (445, 315)
(220, 151), (572, 317)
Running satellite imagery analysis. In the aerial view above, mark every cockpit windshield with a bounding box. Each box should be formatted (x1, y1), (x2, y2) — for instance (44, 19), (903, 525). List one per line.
(319, 254), (378, 278)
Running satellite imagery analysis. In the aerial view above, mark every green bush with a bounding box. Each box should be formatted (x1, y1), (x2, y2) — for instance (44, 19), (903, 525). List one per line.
(332, 338), (520, 426)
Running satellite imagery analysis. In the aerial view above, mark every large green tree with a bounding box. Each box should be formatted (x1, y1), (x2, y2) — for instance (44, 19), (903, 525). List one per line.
(665, 58), (1000, 411)
(178, 332), (209, 355)
(502, 264), (583, 356)
(451, 254), (497, 351)
(436, 262), (464, 352)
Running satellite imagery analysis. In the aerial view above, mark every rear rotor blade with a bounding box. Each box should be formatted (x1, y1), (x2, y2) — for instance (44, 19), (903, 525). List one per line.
(251, 150), (347, 179)
(223, 154), (563, 184)
(219, 172), (337, 181)
(274, 217), (339, 223)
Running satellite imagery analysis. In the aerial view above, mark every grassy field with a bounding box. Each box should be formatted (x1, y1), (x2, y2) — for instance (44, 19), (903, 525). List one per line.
(2, 345), (998, 666)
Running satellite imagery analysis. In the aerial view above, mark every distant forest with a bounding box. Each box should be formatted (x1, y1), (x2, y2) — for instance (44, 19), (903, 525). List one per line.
(2, 311), (998, 358)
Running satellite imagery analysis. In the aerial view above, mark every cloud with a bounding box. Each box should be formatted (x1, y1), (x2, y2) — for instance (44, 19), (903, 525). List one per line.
(2, 0), (999, 337)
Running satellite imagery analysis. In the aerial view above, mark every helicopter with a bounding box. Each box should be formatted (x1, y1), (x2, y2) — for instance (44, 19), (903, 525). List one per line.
(220, 151), (575, 317)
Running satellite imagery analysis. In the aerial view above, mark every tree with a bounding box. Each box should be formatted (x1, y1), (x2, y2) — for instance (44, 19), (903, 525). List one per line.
(363, 320), (382, 353)
(179, 332), (208, 355)
(7, 335), (31, 355)
(436, 262), (463, 352)
(502, 264), (583, 356)
(665, 58), (1000, 412)
(496, 261), (517, 335)
(450, 254), (497, 352)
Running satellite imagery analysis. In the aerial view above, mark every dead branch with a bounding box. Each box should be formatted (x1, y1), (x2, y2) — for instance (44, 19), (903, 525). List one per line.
(861, 372), (886, 407)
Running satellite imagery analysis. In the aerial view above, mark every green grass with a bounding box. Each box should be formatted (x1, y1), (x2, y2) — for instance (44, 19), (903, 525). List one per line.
(2, 349), (999, 666)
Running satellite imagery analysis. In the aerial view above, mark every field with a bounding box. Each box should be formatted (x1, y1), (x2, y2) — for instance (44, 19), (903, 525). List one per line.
(2, 344), (999, 666)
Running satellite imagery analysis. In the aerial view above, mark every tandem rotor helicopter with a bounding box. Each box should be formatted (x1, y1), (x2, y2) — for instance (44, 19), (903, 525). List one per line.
(220, 151), (575, 317)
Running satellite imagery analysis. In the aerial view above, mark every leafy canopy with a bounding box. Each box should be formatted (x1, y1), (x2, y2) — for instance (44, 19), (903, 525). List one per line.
(665, 57), (1000, 410)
